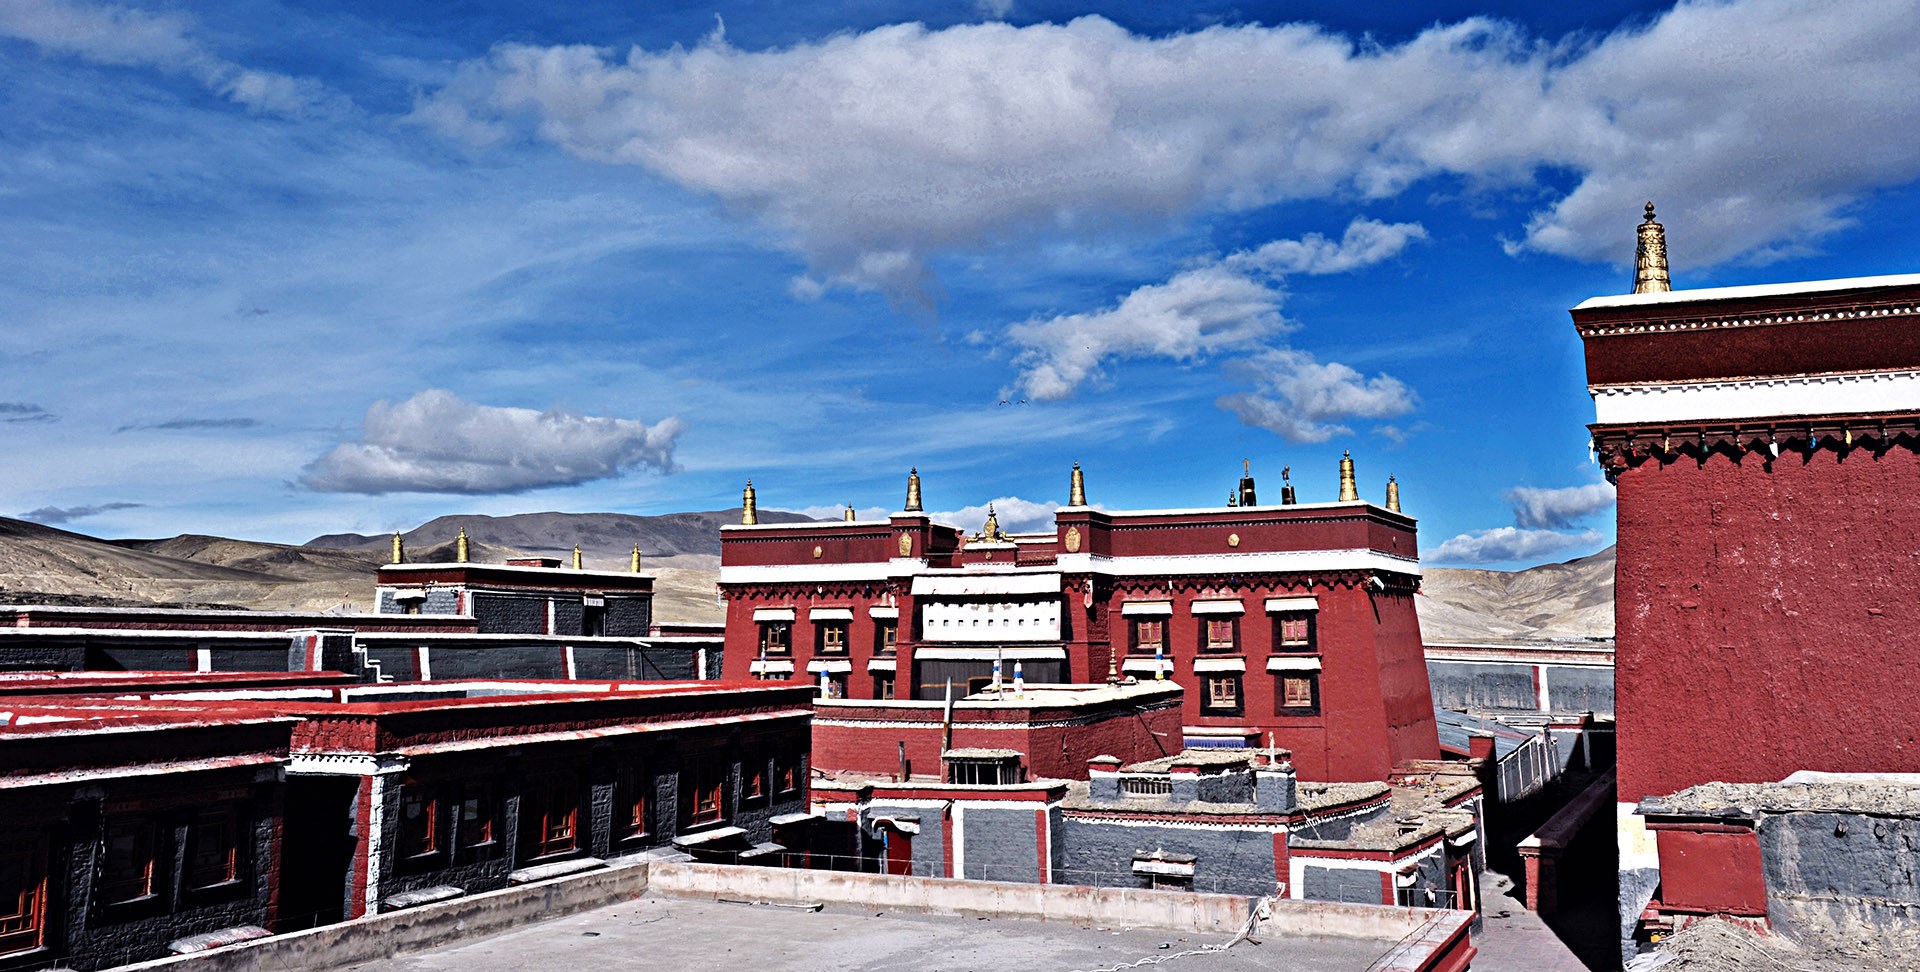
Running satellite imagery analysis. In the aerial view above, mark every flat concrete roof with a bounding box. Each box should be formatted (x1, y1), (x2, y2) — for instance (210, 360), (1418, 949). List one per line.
(371, 894), (1411, 972)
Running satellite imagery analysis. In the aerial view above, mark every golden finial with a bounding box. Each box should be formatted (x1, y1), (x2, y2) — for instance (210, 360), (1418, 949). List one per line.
(904, 468), (923, 513)
(630, 543), (642, 572)
(1386, 475), (1401, 512)
(1227, 490), (1238, 508)
(572, 544), (583, 570)
(1339, 450), (1358, 502)
(391, 531), (404, 565)
(976, 503), (1003, 542)
(1634, 201), (1671, 294)
(1069, 462), (1087, 507)
(742, 479), (758, 525)
(455, 527), (470, 563)
(1281, 465), (1296, 505)
(844, 504), (857, 522)
(1238, 458), (1257, 506)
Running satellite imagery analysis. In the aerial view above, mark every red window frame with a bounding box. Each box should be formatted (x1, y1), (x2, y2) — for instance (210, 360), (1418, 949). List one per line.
(1202, 617), (1238, 652)
(683, 758), (727, 826)
(186, 806), (240, 888)
(99, 815), (157, 905)
(400, 788), (440, 859)
(1279, 674), (1320, 713)
(1274, 613), (1314, 652)
(1130, 619), (1165, 655)
(614, 768), (649, 842)
(524, 777), (580, 859)
(0, 839), (46, 957)
(458, 783), (496, 849)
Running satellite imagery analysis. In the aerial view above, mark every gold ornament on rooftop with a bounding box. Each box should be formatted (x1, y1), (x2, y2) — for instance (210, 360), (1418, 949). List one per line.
(1069, 462), (1087, 507)
(1386, 475), (1401, 513)
(456, 527), (470, 563)
(742, 480), (758, 525)
(1339, 451), (1358, 502)
(1634, 201), (1671, 294)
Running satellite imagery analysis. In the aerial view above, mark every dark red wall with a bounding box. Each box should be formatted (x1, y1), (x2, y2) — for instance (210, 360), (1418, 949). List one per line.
(1616, 445), (1920, 802)
(1653, 826), (1769, 916)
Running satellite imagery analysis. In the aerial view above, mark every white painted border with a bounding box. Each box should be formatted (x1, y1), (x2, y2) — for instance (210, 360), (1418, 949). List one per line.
(1591, 369), (1920, 425)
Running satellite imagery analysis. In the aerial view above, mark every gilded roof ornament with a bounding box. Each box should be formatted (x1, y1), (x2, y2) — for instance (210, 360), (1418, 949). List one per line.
(974, 503), (1005, 542)
(742, 480), (758, 525)
(572, 544), (583, 570)
(1237, 458), (1258, 507)
(1386, 475), (1401, 513)
(1633, 201), (1671, 294)
(844, 504), (857, 522)
(631, 543), (643, 572)
(1069, 462), (1087, 507)
(391, 531), (404, 565)
(1280, 465), (1297, 506)
(455, 527), (470, 564)
(904, 468), (923, 513)
(1339, 451), (1359, 502)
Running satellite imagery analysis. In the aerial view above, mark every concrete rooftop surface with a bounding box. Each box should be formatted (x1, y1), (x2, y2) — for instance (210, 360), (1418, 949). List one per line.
(371, 894), (1413, 972)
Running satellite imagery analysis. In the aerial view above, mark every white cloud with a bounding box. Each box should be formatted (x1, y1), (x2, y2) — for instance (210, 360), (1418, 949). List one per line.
(1507, 482), (1615, 529)
(931, 497), (1059, 535)
(18, 501), (143, 525)
(0, 0), (341, 117)
(1006, 265), (1284, 401)
(1219, 348), (1417, 443)
(1430, 527), (1604, 565)
(415, 3), (1920, 298)
(1228, 219), (1429, 276)
(1005, 216), (1420, 402)
(301, 390), (684, 494)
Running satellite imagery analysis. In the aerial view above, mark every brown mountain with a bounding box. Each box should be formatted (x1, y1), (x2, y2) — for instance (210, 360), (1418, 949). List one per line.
(2, 511), (1611, 638)
(1416, 546), (1615, 644)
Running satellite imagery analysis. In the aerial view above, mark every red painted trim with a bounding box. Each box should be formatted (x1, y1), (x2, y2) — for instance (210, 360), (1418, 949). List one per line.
(942, 809), (955, 879)
(1034, 808), (1049, 884)
(347, 777), (374, 920)
(1379, 869), (1396, 905)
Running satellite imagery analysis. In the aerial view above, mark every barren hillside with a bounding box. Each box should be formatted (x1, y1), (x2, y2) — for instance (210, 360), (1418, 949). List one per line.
(1417, 546), (1615, 643)
(1, 513), (1614, 637)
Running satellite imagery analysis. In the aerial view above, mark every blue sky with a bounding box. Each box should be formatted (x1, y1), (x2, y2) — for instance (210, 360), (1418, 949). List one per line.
(4, 0), (1920, 566)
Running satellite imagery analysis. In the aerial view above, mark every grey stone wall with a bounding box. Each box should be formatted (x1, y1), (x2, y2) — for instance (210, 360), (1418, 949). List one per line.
(961, 807), (1040, 883)
(1543, 666), (1613, 716)
(1427, 661), (1535, 711)
(472, 594), (548, 635)
(1058, 816), (1280, 896)
(53, 779), (279, 971)
(1299, 864), (1384, 905)
(1761, 810), (1920, 954)
(605, 597), (652, 638)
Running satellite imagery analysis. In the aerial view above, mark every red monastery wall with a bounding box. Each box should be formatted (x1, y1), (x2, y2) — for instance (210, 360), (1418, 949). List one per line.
(1615, 445), (1920, 802)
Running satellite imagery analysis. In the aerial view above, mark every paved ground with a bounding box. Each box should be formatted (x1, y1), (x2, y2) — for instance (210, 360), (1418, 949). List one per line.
(1468, 869), (1594, 972)
(374, 894), (1414, 972)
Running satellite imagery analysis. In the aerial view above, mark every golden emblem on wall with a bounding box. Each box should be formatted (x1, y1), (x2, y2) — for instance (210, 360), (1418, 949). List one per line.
(813, 545), (823, 559)
(1227, 533), (1241, 548)
(898, 533), (913, 557)
(1064, 526), (1082, 553)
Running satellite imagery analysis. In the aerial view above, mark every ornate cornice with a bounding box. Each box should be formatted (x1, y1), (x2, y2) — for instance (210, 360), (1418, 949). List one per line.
(1590, 412), (1920, 478)
(1576, 299), (1920, 339)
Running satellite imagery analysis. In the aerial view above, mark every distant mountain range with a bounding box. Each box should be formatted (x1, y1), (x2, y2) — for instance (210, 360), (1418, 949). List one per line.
(0, 511), (1614, 640)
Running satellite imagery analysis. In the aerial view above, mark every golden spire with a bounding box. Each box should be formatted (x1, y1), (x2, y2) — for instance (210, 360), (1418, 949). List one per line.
(1634, 201), (1671, 294)
(1281, 465), (1296, 505)
(742, 479), (758, 525)
(1069, 462), (1087, 507)
(844, 504), (857, 522)
(1386, 475), (1401, 513)
(631, 543), (642, 572)
(1238, 458), (1257, 506)
(456, 527), (470, 563)
(572, 544), (583, 570)
(904, 468), (923, 512)
(1339, 450), (1358, 502)
(391, 531), (404, 565)
(976, 504), (1003, 541)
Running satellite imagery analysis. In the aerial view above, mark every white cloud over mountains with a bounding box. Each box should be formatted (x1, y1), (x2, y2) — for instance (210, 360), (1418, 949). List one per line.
(1431, 480), (1614, 564)
(0, 0), (340, 116)
(301, 390), (684, 495)
(416, 1), (1920, 298)
(1507, 482), (1615, 529)
(1430, 526), (1604, 565)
